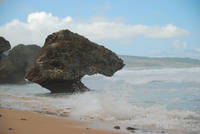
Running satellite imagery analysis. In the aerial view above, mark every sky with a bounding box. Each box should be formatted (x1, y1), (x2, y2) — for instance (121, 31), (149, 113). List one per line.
(0, 0), (200, 59)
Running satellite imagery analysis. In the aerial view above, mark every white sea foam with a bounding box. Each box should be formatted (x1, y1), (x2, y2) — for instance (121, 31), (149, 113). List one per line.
(0, 67), (200, 133)
(61, 91), (200, 132)
(1, 90), (199, 133)
(88, 67), (200, 85)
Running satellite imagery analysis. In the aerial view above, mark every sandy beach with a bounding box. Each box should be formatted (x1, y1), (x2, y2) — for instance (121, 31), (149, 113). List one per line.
(0, 107), (122, 134)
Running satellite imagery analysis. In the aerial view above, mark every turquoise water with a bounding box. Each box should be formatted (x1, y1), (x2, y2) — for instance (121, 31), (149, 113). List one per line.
(0, 67), (200, 133)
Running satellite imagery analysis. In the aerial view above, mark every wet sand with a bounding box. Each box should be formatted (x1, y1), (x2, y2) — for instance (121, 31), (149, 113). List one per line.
(0, 107), (122, 134)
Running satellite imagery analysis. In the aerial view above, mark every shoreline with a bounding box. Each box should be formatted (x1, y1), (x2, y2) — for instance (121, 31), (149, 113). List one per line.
(0, 107), (124, 134)
(0, 107), (187, 134)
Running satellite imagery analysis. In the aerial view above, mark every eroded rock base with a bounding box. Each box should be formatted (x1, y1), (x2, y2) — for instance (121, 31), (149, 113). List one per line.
(39, 80), (89, 93)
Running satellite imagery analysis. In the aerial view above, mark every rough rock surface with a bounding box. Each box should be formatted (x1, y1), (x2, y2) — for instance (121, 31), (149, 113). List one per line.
(0, 37), (11, 60)
(26, 29), (124, 93)
(0, 44), (41, 84)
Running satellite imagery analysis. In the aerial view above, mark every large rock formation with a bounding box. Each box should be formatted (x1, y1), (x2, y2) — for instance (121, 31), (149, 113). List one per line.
(26, 30), (124, 93)
(0, 36), (11, 60)
(0, 44), (41, 84)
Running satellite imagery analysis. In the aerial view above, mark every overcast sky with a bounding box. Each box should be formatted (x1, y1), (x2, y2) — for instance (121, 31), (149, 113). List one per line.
(0, 0), (199, 59)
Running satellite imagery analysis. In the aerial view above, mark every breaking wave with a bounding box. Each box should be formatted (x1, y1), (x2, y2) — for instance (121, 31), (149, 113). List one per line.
(1, 67), (200, 133)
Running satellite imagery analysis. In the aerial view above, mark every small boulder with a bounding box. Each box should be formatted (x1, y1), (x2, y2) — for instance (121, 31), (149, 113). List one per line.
(126, 127), (137, 130)
(114, 125), (120, 129)
(126, 127), (138, 133)
(26, 29), (124, 93)
(8, 128), (14, 131)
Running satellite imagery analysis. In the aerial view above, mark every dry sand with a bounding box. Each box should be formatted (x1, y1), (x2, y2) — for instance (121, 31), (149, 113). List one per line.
(0, 107), (123, 134)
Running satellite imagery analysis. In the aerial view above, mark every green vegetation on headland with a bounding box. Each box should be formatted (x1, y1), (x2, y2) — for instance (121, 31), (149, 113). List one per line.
(119, 55), (200, 68)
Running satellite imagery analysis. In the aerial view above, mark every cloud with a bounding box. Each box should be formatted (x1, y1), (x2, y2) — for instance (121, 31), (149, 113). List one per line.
(0, 11), (190, 47)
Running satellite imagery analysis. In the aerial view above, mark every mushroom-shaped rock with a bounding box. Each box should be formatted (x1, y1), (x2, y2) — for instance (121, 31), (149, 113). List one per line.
(26, 30), (124, 93)
(0, 44), (41, 84)
(0, 37), (11, 60)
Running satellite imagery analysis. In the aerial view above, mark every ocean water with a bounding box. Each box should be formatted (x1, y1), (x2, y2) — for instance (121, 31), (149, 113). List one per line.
(0, 67), (200, 133)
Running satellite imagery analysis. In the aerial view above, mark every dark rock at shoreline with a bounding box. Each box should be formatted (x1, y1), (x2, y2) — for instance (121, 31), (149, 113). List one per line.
(126, 127), (137, 130)
(0, 44), (41, 84)
(0, 36), (11, 60)
(26, 29), (124, 93)
(8, 128), (14, 131)
(114, 125), (120, 129)
(126, 127), (138, 133)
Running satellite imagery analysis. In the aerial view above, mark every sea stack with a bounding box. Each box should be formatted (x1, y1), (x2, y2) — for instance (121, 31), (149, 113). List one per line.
(26, 29), (124, 93)
(0, 44), (41, 84)
(0, 36), (11, 60)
